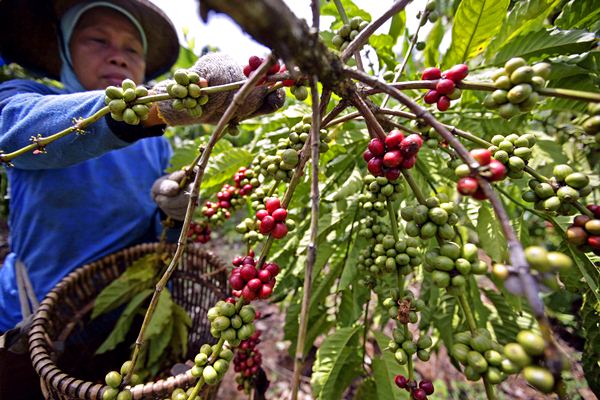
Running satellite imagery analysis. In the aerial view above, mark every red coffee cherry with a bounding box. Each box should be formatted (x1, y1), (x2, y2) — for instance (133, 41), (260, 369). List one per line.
(421, 67), (441, 81)
(458, 177), (479, 195)
(443, 63), (469, 82)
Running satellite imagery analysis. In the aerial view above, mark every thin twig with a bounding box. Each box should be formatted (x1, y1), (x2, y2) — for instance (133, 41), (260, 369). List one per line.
(125, 55), (277, 385)
(292, 77), (321, 400)
(350, 93), (386, 139)
(332, 0), (364, 71)
(291, 76), (321, 400)
(341, 0), (411, 62)
(381, 6), (430, 108)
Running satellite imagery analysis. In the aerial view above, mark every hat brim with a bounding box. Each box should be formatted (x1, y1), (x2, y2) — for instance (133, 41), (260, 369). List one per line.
(0, 0), (180, 80)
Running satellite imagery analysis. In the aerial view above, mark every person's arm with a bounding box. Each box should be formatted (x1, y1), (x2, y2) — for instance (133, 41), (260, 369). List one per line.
(0, 80), (164, 170)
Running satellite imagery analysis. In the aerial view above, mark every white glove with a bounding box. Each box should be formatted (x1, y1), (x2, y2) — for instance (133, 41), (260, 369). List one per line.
(151, 170), (192, 221)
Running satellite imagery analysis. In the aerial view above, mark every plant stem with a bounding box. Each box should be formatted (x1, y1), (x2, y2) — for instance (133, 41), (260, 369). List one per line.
(341, 0), (411, 62)
(401, 170), (427, 205)
(0, 107), (109, 162)
(332, 0), (364, 70)
(387, 199), (400, 242)
(523, 166), (549, 183)
(381, 6), (429, 108)
(291, 76), (321, 400)
(351, 93), (387, 139)
(457, 293), (496, 400)
(186, 337), (226, 400)
(361, 297), (370, 371)
(125, 55), (277, 385)
(346, 68), (547, 320)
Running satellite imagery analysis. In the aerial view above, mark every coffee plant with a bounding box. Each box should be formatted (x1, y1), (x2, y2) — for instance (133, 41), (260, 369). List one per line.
(3, 0), (600, 399)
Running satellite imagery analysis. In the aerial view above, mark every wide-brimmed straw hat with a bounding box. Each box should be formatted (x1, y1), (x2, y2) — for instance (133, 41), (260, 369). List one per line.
(0, 0), (180, 80)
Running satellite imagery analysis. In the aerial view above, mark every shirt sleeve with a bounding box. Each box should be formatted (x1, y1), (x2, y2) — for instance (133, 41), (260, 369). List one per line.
(0, 80), (159, 170)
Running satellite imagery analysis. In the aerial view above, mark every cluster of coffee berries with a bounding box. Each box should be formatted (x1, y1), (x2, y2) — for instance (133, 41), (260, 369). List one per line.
(102, 361), (141, 400)
(229, 256), (280, 301)
(166, 388), (200, 400)
(286, 120), (331, 152)
(242, 56), (281, 84)
(382, 290), (426, 324)
(390, 326), (432, 363)
(187, 221), (211, 244)
(191, 343), (234, 386)
(167, 69), (209, 117)
(332, 16), (369, 52)
(451, 329), (508, 384)
(254, 145), (299, 183)
(202, 185), (237, 224)
(255, 197), (289, 238)
(455, 149), (506, 200)
(522, 165), (591, 215)
(484, 58), (550, 119)
(421, 64), (469, 111)
(401, 196), (458, 240)
(207, 299), (257, 344)
(394, 375), (435, 400)
(363, 130), (424, 179)
(567, 206), (600, 255)
(358, 215), (390, 238)
(424, 242), (487, 292)
(233, 167), (258, 196)
(104, 79), (150, 125)
(525, 246), (573, 273)
(422, 0), (440, 23)
(488, 133), (536, 179)
(234, 330), (264, 394)
(359, 235), (422, 275)
(582, 103), (600, 135)
(361, 174), (404, 208)
(503, 330), (561, 393)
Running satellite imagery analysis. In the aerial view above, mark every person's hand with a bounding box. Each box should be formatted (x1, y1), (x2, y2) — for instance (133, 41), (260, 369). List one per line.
(153, 53), (286, 126)
(151, 170), (192, 221)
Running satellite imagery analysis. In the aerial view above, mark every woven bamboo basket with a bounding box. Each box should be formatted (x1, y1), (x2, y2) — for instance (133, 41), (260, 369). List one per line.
(27, 242), (229, 400)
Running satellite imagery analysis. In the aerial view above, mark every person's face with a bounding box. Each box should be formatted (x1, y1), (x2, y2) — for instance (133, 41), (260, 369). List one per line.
(69, 8), (146, 90)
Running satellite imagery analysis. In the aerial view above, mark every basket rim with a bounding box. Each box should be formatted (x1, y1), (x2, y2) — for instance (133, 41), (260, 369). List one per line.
(27, 242), (228, 400)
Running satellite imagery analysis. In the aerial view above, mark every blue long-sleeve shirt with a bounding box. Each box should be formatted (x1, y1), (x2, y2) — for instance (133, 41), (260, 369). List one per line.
(0, 79), (173, 331)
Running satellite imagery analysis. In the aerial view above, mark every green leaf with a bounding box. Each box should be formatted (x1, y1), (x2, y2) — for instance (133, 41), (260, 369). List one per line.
(556, 0), (600, 30)
(372, 331), (408, 400)
(171, 303), (191, 357)
(354, 377), (377, 400)
(91, 254), (157, 319)
(484, 0), (560, 59)
(492, 28), (596, 65)
(433, 295), (457, 350)
(483, 289), (520, 343)
(311, 326), (362, 399)
(96, 289), (153, 354)
(369, 34), (397, 70)
(325, 168), (363, 202)
(424, 20), (445, 67)
(581, 291), (600, 396)
(167, 140), (200, 172)
(476, 203), (507, 262)
(170, 46), (198, 71)
(201, 147), (254, 193)
(339, 235), (367, 291)
(145, 289), (174, 339)
(321, 0), (372, 22)
(388, 12), (406, 44)
(148, 317), (173, 366)
(544, 75), (600, 113)
(443, 0), (510, 67)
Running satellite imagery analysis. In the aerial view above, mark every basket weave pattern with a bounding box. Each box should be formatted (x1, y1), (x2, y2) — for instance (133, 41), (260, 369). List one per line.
(28, 243), (228, 400)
